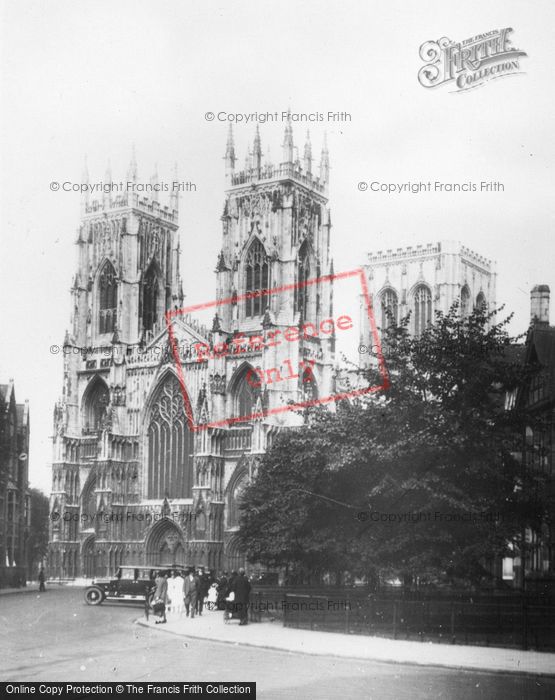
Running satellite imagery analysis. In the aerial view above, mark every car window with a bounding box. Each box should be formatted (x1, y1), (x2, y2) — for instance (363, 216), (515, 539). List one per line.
(120, 568), (135, 580)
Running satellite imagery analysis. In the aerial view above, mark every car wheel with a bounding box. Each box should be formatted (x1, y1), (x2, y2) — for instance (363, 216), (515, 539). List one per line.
(84, 586), (105, 605)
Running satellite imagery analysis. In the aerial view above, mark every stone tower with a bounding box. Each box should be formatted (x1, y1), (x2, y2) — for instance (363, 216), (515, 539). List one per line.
(212, 122), (334, 427)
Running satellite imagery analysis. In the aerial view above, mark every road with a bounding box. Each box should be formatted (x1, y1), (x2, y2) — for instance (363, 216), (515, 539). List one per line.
(1, 587), (554, 699)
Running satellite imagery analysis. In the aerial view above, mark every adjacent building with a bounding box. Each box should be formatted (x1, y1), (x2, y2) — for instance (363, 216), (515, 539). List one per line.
(0, 380), (30, 587)
(359, 240), (496, 361)
(507, 285), (555, 593)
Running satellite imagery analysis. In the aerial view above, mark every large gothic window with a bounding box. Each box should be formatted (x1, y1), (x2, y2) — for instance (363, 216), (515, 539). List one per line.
(233, 366), (258, 419)
(143, 264), (160, 332)
(83, 377), (110, 433)
(244, 239), (269, 317)
(98, 261), (117, 334)
(228, 473), (247, 528)
(460, 285), (470, 316)
(380, 289), (398, 330)
(295, 242), (311, 320)
(147, 373), (194, 499)
(414, 285), (432, 337)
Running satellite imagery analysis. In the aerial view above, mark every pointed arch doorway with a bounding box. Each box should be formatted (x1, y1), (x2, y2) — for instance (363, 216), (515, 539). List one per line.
(145, 518), (188, 567)
(82, 536), (96, 579)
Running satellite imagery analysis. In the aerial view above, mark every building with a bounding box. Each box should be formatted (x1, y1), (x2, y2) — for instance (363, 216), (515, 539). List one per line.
(0, 379), (30, 587)
(506, 285), (555, 593)
(359, 241), (496, 361)
(48, 124), (334, 579)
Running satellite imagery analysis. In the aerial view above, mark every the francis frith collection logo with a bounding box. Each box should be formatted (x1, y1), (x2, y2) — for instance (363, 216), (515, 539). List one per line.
(418, 28), (527, 92)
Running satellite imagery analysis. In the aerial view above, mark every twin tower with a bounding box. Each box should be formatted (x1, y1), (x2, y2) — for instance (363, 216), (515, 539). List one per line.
(48, 123), (335, 579)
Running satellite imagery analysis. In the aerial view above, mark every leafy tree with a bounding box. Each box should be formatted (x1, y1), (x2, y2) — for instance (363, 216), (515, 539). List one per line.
(238, 304), (545, 587)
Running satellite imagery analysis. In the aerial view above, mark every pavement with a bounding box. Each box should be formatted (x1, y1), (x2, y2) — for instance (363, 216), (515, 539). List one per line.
(137, 607), (555, 677)
(0, 584), (40, 595)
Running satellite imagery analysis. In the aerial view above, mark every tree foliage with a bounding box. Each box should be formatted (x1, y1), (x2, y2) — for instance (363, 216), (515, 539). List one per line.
(238, 304), (545, 587)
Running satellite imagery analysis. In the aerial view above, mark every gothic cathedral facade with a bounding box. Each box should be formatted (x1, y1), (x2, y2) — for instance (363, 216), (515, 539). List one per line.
(48, 124), (333, 579)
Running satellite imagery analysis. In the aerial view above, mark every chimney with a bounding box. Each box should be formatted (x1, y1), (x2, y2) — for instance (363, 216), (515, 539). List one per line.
(530, 285), (550, 325)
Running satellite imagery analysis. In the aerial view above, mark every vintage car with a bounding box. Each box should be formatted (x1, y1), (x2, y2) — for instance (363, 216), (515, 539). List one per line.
(83, 564), (189, 605)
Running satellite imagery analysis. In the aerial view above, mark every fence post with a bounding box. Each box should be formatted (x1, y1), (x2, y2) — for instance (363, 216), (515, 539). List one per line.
(345, 596), (350, 634)
(450, 603), (455, 644)
(393, 601), (398, 640)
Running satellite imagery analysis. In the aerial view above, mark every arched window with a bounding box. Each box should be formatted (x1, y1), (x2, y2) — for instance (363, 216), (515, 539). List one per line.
(461, 285), (470, 315)
(414, 285), (432, 336)
(83, 377), (110, 432)
(228, 474), (247, 528)
(233, 366), (258, 419)
(380, 289), (398, 330)
(476, 292), (486, 311)
(143, 264), (160, 332)
(295, 242), (311, 320)
(147, 373), (194, 499)
(244, 239), (269, 317)
(98, 261), (117, 334)
(300, 366), (318, 401)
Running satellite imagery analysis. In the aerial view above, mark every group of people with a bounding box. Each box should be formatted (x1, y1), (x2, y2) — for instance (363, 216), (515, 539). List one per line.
(150, 567), (251, 626)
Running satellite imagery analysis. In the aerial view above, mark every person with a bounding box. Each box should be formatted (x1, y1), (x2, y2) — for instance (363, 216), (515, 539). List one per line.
(216, 571), (229, 610)
(183, 568), (199, 618)
(196, 567), (210, 616)
(230, 567), (251, 626)
(167, 569), (184, 616)
(207, 582), (218, 610)
(152, 570), (168, 624)
(38, 568), (46, 592)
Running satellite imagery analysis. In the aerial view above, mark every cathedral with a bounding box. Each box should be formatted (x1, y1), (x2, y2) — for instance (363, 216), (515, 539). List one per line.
(48, 123), (334, 579)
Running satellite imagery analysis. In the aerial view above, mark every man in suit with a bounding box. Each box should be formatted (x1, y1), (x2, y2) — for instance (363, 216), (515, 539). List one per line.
(183, 568), (199, 618)
(230, 567), (251, 626)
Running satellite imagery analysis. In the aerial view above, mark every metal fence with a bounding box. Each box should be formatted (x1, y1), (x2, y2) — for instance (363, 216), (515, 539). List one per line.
(249, 590), (555, 651)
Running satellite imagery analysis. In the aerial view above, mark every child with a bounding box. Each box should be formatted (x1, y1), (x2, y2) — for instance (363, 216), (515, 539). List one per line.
(207, 582), (218, 610)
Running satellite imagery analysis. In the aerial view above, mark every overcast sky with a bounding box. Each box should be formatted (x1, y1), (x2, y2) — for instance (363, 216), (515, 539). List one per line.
(1, 0), (554, 494)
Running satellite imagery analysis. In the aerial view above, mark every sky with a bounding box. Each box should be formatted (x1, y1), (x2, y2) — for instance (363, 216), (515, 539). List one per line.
(1, 0), (554, 494)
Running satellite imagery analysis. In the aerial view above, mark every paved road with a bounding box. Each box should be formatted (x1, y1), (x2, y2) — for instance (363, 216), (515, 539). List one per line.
(1, 587), (554, 699)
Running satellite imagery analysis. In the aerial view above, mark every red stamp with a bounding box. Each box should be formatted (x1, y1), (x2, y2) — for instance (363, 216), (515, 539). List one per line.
(166, 268), (389, 431)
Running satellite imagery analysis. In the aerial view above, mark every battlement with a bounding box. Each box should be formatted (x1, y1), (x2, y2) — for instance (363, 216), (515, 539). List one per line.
(366, 241), (493, 272)
(229, 162), (326, 193)
(459, 244), (493, 271)
(84, 193), (178, 225)
(224, 122), (329, 196)
(367, 242), (440, 264)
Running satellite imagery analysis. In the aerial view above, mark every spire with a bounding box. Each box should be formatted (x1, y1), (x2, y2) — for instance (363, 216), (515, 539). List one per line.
(282, 113), (294, 163)
(224, 124), (236, 179)
(252, 125), (262, 176)
(127, 144), (138, 183)
(303, 131), (312, 174)
(319, 132), (330, 188)
(103, 159), (112, 206)
(81, 156), (90, 213)
(150, 163), (159, 202)
(170, 161), (179, 213)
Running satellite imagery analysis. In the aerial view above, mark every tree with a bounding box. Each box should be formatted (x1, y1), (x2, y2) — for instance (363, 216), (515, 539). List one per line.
(27, 488), (49, 578)
(238, 304), (545, 587)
